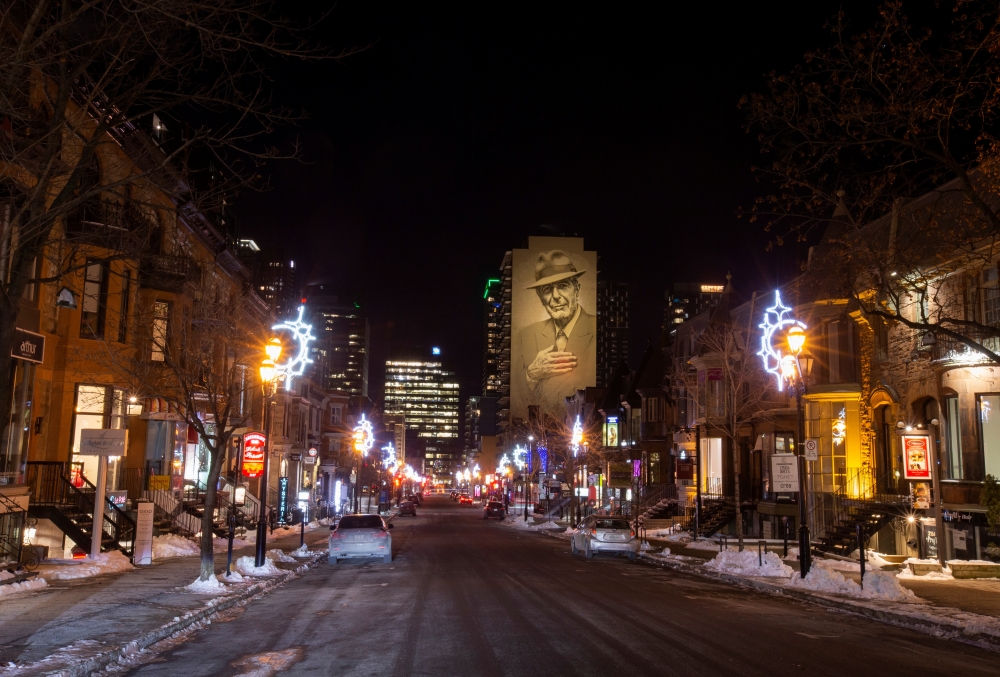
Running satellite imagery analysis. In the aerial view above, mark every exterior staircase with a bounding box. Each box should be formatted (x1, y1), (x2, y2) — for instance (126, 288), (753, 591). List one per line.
(636, 483), (678, 523)
(697, 498), (736, 537)
(26, 462), (136, 559)
(810, 468), (910, 557)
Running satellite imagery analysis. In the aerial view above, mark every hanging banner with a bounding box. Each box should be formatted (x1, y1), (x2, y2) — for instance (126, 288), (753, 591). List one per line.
(604, 417), (619, 448)
(242, 432), (266, 478)
(902, 435), (931, 480)
(771, 454), (799, 492)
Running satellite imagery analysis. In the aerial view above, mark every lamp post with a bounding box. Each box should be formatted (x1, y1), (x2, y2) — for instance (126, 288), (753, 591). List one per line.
(254, 338), (282, 568)
(524, 435), (534, 520)
(784, 325), (813, 578)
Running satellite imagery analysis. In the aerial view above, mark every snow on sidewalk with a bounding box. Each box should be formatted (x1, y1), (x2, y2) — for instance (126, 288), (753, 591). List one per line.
(790, 566), (917, 603)
(38, 551), (133, 581)
(0, 578), (48, 598)
(704, 549), (793, 578)
(153, 534), (200, 558)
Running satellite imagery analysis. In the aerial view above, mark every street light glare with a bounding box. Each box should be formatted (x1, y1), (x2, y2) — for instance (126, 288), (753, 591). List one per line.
(265, 337), (282, 361)
(786, 325), (806, 355)
(259, 358), (276, 383)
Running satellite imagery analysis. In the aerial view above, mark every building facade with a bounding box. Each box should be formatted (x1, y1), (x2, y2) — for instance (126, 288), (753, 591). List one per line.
(302, 283), (370, 397)
(597, 280), (630, 388)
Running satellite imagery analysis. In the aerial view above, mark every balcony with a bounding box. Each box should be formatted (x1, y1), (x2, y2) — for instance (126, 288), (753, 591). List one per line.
(139, 254), (202, 293)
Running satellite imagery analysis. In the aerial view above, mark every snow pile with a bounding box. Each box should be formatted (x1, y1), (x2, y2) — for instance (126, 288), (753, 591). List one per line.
(152, 534), (200, 558)
(813, 558), (861, 573)
(42, 551), (133, 580)
(646, 527), (690, 541)
(532, 521), (562, 531)
(0, 577), (48, 598)
(790, 566), (917, 602)
(212, 536), (251, 552)
(897, 558), (954, 580)
(640, 541), (654, 551)
(185, 576), (227, 594)
(688, 539), (738, 551)
(0, 570), (13, 581)
(266, 549), (296, 563)
(290, 544), (312, 557)
(704, 549), (793, 578)
(218, 569), (244, 583)
(235, 555), (283, 577)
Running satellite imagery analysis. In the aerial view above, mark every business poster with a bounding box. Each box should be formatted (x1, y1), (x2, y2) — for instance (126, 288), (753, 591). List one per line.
(902, 435), (931, 480)
(510, 236), (597, 423)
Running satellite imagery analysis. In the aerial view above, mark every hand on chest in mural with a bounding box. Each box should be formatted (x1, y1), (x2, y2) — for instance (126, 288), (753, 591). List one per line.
(527, 345), (578, 382)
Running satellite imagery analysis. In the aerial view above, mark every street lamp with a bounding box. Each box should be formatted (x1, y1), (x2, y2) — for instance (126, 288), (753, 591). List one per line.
(254, 340), (281, 568)
(785, 321), (813, 578)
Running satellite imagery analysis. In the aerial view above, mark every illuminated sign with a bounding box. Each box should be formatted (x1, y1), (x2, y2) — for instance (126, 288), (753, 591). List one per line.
(902, 435), (931, 480)
(604, 420), (619, 448)
(242, 432), (266, 478)
(700, 284), (725, 293)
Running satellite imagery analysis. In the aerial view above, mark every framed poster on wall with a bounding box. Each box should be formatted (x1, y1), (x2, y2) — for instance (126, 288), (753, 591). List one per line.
(902, 435), (931, 480)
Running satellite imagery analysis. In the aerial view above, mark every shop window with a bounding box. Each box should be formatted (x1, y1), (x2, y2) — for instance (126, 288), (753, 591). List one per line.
(699, 437), (722, 493)
(71, 384), (126, 487)
(80, 260), (108, 339)
(977, 394), (1000, 478)
(944, 395), (964, 480)
(1, 360), (35, 486)
(805, 400), (848, 493)
(151, 301), (169, 361)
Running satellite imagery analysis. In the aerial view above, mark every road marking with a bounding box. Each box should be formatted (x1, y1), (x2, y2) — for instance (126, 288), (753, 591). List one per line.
(381, 583), (388, 586)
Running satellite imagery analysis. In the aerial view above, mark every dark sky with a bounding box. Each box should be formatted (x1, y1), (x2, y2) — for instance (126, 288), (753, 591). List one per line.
(235, 1), (882, 404)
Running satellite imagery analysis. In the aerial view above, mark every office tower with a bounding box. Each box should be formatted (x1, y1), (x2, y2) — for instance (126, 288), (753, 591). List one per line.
(302, 283), (370, 397)
(664, 282), (725, 329)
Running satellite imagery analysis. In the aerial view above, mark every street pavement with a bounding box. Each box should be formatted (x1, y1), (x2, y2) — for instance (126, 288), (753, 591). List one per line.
(115, 495), (999, 677)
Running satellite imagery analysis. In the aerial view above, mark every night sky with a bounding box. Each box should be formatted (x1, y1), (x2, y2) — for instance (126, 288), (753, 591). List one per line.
(235, 1), (882, 403)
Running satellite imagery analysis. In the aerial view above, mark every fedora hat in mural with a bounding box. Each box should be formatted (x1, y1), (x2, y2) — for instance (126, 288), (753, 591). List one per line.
(526, 250), (587, 289)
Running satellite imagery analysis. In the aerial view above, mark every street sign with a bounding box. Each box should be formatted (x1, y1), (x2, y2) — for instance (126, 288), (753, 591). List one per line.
(804, 439), (819, 462)
(78, 429), (127, 456)
(771, 454), (799, 492)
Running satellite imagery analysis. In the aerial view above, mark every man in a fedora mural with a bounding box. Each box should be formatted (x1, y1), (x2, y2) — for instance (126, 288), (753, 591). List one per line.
(514, 249), (596, 418)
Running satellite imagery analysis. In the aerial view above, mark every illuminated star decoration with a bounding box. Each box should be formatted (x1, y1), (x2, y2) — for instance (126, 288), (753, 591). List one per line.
(571, 415), (583, 457)
(757, 290), (807, 391)
(381, 442), (396, 469)
(353, 415), (374, 456)
(271, 306), (316, 389)
(512, 446), (527, 470)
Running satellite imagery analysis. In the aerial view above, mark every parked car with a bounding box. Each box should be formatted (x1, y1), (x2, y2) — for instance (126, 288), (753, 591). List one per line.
(571, 516), (638, 560)
(398, 500), (417, 516)
(483, 501), (506, 519)
(459, 494), (474, 504)
(329, 514), (393, 563)
(451, 491), (459, 501)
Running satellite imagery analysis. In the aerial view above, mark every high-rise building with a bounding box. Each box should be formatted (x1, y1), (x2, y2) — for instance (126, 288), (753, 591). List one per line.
(597, 280), (629, 388)
(236, 239), (262, 286)
(257, 248), (297, 320)
(664, 282), (725, 329)
(384, 350), (461, 482)
(302, 283), (369, 397)
(464, 395), (481, 465)
(483, 278), (503, 397)
(496, 252), (513, 438)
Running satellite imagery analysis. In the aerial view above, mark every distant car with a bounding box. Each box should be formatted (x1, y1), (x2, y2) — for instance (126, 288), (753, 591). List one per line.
(571, 516), (638, 560)
(451, 491), (459, 501)
(459, 494), (473, 504)
(330, 514), (394, 563)
(483, 501), (506, 519)
(398, 500), (417, 516)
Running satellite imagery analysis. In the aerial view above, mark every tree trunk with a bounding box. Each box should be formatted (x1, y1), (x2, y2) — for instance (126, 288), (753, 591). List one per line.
(734, 437), (744, 551)
(199, 448), (225, 581)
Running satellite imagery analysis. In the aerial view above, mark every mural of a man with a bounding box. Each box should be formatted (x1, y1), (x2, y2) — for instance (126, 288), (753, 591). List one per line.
(515, 250), (596, 418)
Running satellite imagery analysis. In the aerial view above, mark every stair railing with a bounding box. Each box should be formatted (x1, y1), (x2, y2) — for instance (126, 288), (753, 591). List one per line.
(69, 472), (137, 558)
(636, 483), (678, 518)
(808, 466), (910, 545)
(0, 494), (27, 565)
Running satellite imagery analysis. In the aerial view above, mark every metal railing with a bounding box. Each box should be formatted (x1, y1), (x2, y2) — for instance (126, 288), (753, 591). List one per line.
(0, 494), (27, 565)
(807, 466), (909, 545)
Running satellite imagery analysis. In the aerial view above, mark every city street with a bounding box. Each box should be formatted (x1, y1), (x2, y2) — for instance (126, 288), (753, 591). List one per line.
(120, 496), (998, 677)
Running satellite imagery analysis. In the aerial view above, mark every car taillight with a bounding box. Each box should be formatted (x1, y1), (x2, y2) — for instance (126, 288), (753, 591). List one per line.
(630, 530), (636, 538)
(376, 530), (389, 539)
(330, 531), (343, 539)
(591, 528), (597, 536)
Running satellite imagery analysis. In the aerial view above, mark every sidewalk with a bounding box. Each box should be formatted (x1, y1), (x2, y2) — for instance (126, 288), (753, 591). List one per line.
(0, 525), (330, 671)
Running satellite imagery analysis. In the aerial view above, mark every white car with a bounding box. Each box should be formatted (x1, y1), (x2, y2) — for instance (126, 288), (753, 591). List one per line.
(329, 514), (393, 563)
(571, 516), (639, 560)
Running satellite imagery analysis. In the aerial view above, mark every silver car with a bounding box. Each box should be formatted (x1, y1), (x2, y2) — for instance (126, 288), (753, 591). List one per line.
(330, 514), (393, 563)
(571, 516), (638, 560)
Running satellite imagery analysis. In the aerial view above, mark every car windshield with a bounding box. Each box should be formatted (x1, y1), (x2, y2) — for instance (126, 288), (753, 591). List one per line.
(338, 515), (384, 530)
(594, 519), (630, 530)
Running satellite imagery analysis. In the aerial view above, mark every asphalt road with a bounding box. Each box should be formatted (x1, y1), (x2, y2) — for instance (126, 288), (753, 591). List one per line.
(122, 495), (998, 677)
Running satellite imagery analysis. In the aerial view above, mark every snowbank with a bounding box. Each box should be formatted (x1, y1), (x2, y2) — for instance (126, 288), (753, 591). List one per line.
(41, 551), (133, 580)
(896, 558), (954, 580)
(152, 534), (199, 558)
(235, 555), (283, 577)
(185, 576), (227, 594)
(813, 558), (861, 573)
(0, 578), (48, 598)
(266, 549), (296, 563)
(704, 549), (793, 578)
(218, 569), (244, 583)
(290, 544), (311, 558)
(790, 566), (917, 602)
(646, 527), (690, 542)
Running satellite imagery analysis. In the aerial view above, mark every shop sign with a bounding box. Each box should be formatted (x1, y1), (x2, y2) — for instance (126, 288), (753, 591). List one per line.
(11, 328), (44, 363)
(771, 454), (799, 492)
(604, 418), (619, 448)
(135, 502), (155, 565)
(290, 453), (302, 461)
(78, 429), (127, 456)
(912, 482), (931, 509)
(902, 435), (931, 479)
(943, 510), (975, 522)
(277, 477), (289, 521)
(676, 461), (694, 480)
(304, 455), (316, 465)
(242, 432), (266, 478)
(148, 475), (170, 491)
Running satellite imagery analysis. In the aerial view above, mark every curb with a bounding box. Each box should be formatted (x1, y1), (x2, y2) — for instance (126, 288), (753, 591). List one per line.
(635, 552), (1000, 653)
(17, 552), (328, 677)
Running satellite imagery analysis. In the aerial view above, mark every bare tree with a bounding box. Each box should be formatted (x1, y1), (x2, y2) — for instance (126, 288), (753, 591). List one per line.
(0, 0), (336, 465)
(94, 288), (266, 581)
(674, 324), (778, 549)
(743, 1), (1000, 361)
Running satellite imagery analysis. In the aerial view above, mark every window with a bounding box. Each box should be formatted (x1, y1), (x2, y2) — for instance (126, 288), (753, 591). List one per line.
(330, 406), (342, 425)
(151, 301), (169, 361)
(977, 394), (1000, 479)
(71, 384), (126, 485)
(984, 267), (1000, 326)
(80, 260), (108, 338)
(944, 395), (963, 480)
(118, 270), (131, 343)
(872, 316), (889, 362)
